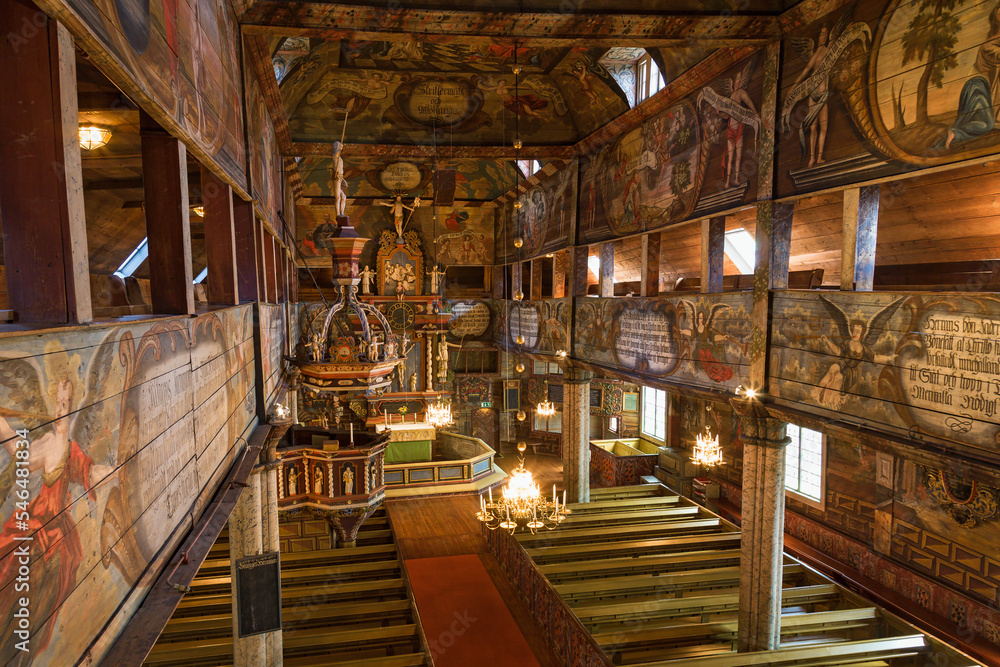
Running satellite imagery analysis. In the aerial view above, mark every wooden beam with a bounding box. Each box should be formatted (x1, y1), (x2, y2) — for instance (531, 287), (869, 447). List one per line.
(530, 258), (542, 301)
(640, 233), (660, 297)
(241, 5), (779, 47)
(571, 246), (589, 298)
(841, 185), (879, 291)
(86, 174), (199, 191)
(141, 111), (194, 315)
(81, 154), (143, 169)
(599, 242), (614, 298)
(263, 232), (277, 303)
(201, 166), (239, 305)
(701, 217), (725, 294)
(292, 141), (574, 160)
(233, 197), (259, 301)
(0, 9), (92, 323)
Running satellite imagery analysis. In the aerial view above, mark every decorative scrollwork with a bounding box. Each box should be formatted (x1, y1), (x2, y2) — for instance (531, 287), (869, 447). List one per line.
(921, 466), (1000, 528)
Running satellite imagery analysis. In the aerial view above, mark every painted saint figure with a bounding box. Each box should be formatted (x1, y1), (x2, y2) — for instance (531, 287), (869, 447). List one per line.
(313, 464), (324, 494)
(342, 463), (355, 495)
(360, 265), (375, 294)
(940, 3), (1000, 149)
(790, 24), (832, 168)
(721, 61), (758, 188)
(0, 378), (112, 655)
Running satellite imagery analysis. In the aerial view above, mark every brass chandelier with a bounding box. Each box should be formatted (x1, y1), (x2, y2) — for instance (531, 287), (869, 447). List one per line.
(477, 444), (569, 534)
(426, 396), (454, 428)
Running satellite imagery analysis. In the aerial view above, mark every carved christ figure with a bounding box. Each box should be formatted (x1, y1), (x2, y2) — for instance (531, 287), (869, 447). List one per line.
(430, 264), (447, 293)
(378, 195), (420, 240)
(332, 141), (347, 217)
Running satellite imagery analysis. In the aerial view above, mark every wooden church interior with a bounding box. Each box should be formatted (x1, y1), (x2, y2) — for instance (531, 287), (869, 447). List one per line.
(3, 0), (1000, 665)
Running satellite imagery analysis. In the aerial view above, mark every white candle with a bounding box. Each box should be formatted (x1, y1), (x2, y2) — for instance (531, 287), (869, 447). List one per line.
(506, 505), (510, 521)
(480, 495), (485, 512)
(350, 423), (354, 443)
(562, 489), (566, 508)
(555, 497), (559, 516)
(488, 487), (493, 504)
(553, 484), (556, 502)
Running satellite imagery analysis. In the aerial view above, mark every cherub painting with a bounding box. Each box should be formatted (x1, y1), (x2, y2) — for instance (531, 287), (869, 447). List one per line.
(811, 295), (904, 409)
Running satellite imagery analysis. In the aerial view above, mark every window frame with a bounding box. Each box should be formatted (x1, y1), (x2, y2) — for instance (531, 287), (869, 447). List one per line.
(783, 423), (827, 511)
(640, 386), (667, 444)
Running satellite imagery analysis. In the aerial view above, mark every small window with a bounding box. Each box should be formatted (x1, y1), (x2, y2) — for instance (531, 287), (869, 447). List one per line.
(115, 237), (148, 279)
(724, 228), (756, 274)
(640, 386), (667, 442)
(534, 410), (562, 433)
(785, 423), (825, 508)
(517, 159), (541, 177)
(635, 53), (664, 104)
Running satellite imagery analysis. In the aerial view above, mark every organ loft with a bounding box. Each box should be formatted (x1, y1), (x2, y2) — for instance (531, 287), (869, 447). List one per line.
(2, 0), (1000, 665)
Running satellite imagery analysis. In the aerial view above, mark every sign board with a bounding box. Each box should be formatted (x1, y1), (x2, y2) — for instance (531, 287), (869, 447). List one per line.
(481, 401), (491, 408)
(235, 552), (282, 637)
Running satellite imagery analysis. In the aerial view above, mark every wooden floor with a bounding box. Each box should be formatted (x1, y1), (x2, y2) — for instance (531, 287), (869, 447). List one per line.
(496, 450), (563, 495)
(387, 494), (561, 667)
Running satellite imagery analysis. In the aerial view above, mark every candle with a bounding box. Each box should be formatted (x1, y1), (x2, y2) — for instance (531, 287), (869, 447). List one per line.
(562, 489), (566, 508)
(506, 505), (510, 521)
(480, 495), (485, 512)
(555, 497), (559, 516)
(553, 484), (556, 502)
(488, 487), (493, 504)
(350, 423), (354, 443)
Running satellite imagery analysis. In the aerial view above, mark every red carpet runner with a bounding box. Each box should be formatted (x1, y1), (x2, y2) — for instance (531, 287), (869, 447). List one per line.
(405, 554), (540, 667)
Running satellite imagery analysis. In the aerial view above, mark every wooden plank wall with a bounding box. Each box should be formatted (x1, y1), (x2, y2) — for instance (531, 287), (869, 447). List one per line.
(770, 290), (1000, 454)
(0, 305), (256, 665)
(260, 303), (286, 408)
(573, 293), (752, 392)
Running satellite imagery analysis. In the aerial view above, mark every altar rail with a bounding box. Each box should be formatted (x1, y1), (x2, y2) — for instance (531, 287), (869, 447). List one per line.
(383, 431), (498, 492)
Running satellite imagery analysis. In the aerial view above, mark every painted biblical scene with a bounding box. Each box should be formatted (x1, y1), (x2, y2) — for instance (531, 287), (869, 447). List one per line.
(0, 306), (255, 666)
(496, 161), (578, 262)
(770, 291), (1000, 453)
(579, 51), (763, 243)
(573, 294), (751, 390)
(778, 0), (1000, 196)
(493, 299), (570, 356)
(246, 60), (282, 224)
(55, 0), (247, 190)
(282, 38), (629, 146)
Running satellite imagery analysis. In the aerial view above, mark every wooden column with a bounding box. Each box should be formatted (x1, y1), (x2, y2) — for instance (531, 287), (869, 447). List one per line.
(640, 233), (660, 297)
(841, 185), (879, 291)
(571, 246), (589, 297)
(748, 202), (793, 388)
(253, 218), (268, 302)
(511, 261), (523, 299)
(769, 204), (794, 290)
(201, 166), (239, 305)
(141, 111), (194, 315)
(277, 247), (286, 303)
(263, 234), (277, 304)
(260, 441), (283, 665)
(731, 399), (789, 653)
(552, 250), (567, 298)
(233, 197), (259, 301)
(530, 258), (543, 300)
(701, 217), (726, 294)
(599, 241), (614, 298)
(229, 471), (267, 665)
(562, 368), (593, 503)
(0, 7), (91, 323)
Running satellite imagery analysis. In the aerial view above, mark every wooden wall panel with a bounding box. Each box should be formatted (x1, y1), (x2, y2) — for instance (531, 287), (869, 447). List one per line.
(573, 293), (752, 391)
(496, 160), (577, 263)
(245, 48), (282, 227)
(0, 305), (256, 665)
(35, 0), (248, 195)
(777, 0), (1000, 198)
(770, 290), (1000, 454)
(259, 303), (286, 408)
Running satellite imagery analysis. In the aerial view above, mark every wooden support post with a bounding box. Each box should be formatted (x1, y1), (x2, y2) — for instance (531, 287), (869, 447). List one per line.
(562, 368), (593, 503)
(263, 234), (277, 304)
(254, 218), (267, 303)
(141, 111), (194, 315)
(769, 203), (794, 290)
(732, 399), (789, 653)
(552, 250), (566, 298)
(841, 185), (879, 291)
(511, 261), (523, 299)
(640, 233), (660, 297)
(571, 246), (589, 297)
(233, 197), (259, 301)
(599, 241), (614, 298)
(229, 471), (267, 665)
(0, 7), (91, 323)
(530, 258), (543, 300)
(701, 217), (726, 294)
(492, 264), (505, 299)
(201, 166), (239, 305)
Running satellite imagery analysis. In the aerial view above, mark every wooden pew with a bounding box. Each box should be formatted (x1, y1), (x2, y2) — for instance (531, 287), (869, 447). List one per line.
(187, 558), (401, 595)
(589, 483), (665, 500)
(517, 517), (725, 547)
(539, 548), (743, 583)
(564, 495), (682, 513)
(525, 532), (741, 564)
(628, 635), (933, 666)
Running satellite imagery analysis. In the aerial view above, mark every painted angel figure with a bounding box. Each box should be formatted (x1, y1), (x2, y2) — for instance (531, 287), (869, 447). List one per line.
(719, 59), (758, 188)
(679, 301), (744, 383)
(782, 9), (871, 168)
(0, 363), (115, 655)
(811, 295), (904, 409)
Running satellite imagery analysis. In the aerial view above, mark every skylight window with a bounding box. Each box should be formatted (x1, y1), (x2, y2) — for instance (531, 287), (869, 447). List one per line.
(724, 229), (756, 274)
(194, 268), (208, 284)
(588, 255), (601, 276)
(517, 159), (541, 177)
(114, 237), (148, 278)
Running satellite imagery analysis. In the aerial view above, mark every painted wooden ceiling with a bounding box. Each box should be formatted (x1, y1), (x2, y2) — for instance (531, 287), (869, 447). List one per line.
(278, 38), (631, 147)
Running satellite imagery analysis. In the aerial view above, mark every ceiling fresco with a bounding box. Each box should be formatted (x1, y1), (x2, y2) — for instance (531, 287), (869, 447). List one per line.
(279, 40), (631, 146)
(297, 156), (522, 201)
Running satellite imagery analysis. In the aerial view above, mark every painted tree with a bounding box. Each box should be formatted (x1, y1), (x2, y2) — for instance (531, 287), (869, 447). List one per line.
(901, 0), (966, 125)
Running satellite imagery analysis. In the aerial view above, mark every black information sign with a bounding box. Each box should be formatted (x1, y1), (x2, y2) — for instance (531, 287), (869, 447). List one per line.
(235, 551), (282, 637)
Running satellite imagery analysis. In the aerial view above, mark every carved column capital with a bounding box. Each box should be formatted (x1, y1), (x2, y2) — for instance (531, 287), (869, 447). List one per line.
(563, 367), (594, 385)
(730, 398), (790, 450)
